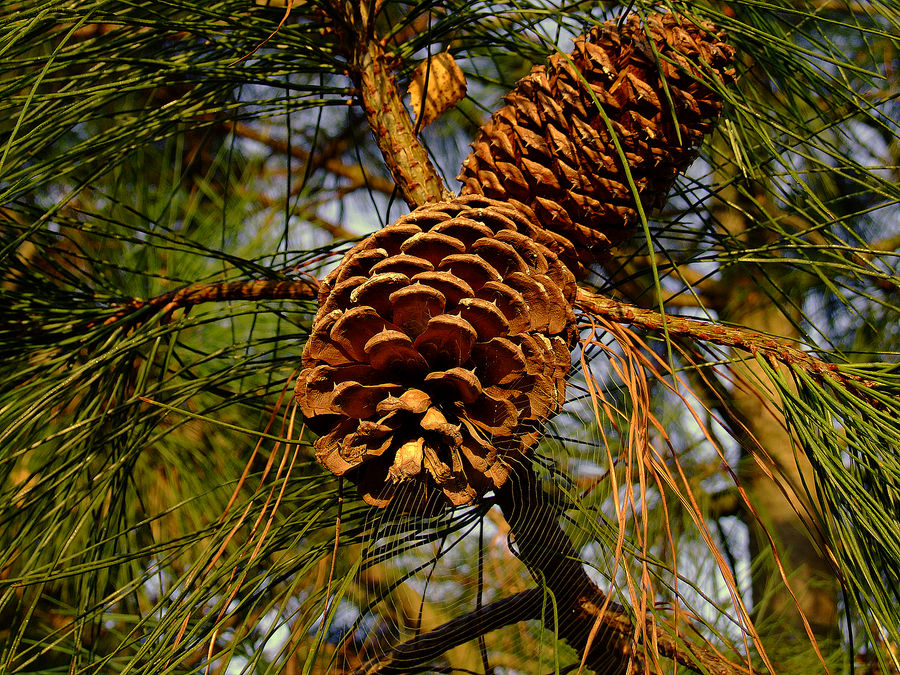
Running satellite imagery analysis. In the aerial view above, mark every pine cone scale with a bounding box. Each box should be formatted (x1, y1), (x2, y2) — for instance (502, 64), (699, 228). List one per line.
(298, 196), (577, 508)
(458, 12), (736, 276)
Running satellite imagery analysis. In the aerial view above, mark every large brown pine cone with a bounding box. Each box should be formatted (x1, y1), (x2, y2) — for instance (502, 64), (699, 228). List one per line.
(458, 12), (736, 277)
(296, 196), (577, 508)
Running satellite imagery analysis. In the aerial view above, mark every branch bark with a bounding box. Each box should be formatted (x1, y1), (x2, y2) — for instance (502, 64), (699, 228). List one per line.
(575, 287), (871, 390)
(351, 38), (451, 206)
(102, 278), (319, 325)
(327, 1), (450, 207)
(101, 279), (871, 396)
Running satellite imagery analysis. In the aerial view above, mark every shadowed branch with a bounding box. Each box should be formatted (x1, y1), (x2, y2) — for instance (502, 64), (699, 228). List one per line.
(354, 461), (749, 675)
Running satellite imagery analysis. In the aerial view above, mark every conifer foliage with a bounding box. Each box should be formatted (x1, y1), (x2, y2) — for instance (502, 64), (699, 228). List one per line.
(2, 1), (899, 673)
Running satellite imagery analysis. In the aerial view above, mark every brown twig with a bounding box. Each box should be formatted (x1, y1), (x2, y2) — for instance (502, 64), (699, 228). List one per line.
(327, 1), (450, 207)
(352, 40), (450, 206)
(575, 287), (871, 388)
(102, 278), (320, 325)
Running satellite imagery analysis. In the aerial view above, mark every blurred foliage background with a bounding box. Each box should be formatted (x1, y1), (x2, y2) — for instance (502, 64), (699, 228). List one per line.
(1, 1), (899, 673)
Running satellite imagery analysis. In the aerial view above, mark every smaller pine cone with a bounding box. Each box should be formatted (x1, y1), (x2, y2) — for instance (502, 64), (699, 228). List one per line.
(296, 196), (577, 508)
(458, 12), (736, 277)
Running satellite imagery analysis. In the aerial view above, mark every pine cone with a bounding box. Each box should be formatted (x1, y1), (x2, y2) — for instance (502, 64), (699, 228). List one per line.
(296, 195), (577, 508)
(458, 12), (736, 276)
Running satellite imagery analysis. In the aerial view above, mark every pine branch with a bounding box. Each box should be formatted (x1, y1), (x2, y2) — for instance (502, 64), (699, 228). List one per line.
(98, 277), (874, 397)
(353, 37), (450, 206)
(354, 461), (749, 675)
(493, 461), (747, 675)
(101, 278), (320, 325)
(575, 288), (872, 389)
(327, 1), (450, 206)
(98, 278), (871, 394)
